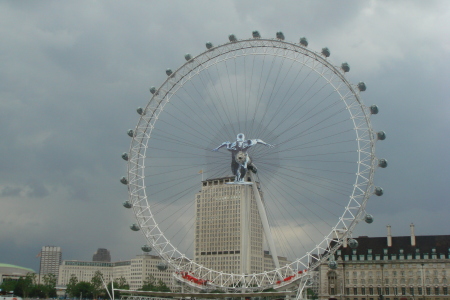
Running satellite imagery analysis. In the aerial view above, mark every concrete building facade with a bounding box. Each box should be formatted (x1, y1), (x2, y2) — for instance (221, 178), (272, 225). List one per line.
(39, 246), (62, 281)
(194, 176), (264, 275)
(318, 224), (450, 300)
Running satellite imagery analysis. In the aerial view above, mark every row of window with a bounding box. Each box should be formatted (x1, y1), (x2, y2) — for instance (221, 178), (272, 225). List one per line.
(329, 287), (449, 296)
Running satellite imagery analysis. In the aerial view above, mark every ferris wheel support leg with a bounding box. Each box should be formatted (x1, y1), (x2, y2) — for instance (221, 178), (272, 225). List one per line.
(249, 172), (280, 270)
(295, 276), (311, 300)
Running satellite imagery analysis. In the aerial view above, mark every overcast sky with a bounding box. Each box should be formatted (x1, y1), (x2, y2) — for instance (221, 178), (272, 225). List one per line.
(1, 0), (449, 272)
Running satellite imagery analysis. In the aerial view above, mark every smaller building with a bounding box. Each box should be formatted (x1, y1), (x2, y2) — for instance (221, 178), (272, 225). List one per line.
(93, 248), (111, 262)
(0, 263), (35, 283)
(318, 224), (450, 300)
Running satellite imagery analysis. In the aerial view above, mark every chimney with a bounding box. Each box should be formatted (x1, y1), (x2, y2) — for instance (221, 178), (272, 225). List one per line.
(387, 225), (392, 247)
(410, 223), (416, 247)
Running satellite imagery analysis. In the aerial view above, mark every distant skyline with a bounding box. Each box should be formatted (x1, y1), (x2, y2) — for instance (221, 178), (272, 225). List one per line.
(0, 1), (449, 271)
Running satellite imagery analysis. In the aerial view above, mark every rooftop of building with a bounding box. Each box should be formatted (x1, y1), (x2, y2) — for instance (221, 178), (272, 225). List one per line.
(0, 263), (35, 273)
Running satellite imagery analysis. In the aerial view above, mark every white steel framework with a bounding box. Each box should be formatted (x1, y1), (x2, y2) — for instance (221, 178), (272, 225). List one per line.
(123, 34), (382, 293)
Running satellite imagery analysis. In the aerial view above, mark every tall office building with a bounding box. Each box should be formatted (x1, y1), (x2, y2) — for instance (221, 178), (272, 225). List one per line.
(194, 176), (264, 275)
(39, 246), (62, 280)
(93, 248), (111, 262)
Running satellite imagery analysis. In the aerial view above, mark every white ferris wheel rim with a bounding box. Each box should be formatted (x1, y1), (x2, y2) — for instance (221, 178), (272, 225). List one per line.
(126, 37), (377, 291)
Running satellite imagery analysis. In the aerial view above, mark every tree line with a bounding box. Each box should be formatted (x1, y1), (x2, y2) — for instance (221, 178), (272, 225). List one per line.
(0, 271), (171, 299)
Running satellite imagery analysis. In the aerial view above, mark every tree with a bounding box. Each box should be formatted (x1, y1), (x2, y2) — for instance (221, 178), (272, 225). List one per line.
(156, 279), (171, 292)
(42, 273), (57, 298)
(90, 270), (104, 299)
(14, 272), (36, 298)
(0, 280), (17, 294)
(141, 275), (156, 291)
(73, 281), (93, 299)
(66, 274), (79, 297)
(106, 276), (130, 299)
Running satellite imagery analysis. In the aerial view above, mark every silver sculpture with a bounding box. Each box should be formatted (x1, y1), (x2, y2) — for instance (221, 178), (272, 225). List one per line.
(213, 133), (274, 183)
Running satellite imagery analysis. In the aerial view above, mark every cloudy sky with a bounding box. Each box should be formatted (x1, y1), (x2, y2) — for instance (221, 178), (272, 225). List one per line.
(1, 0), (449, 272)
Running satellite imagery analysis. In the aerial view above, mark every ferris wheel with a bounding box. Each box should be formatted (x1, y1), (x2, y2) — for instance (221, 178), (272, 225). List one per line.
(121, 31), (387, 294)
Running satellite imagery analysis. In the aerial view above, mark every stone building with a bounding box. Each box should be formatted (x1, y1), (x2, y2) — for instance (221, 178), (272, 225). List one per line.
(318, 224), (450, 300)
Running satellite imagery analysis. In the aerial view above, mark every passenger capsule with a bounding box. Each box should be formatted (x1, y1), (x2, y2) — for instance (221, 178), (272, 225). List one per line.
(130, 223), (140, 231)
(252, 30), (261, 38)
(321, 47), (330, 57)
(374, 187), (384, 196)
(357, 82), (367, 92)
(205, 42), (213, 49)
(149, 87), (156, 94)
(348, 238), (358, 249)
(137, 107), (144, 115)
(120, 177), (128, 185)
(364, 214), (374, 224)
(328, 260), (338, 269)
(341, 62), (350, 73)
(157, 262), (168, 271)
(166, 69), (173, 76)
(123, 201), (132, 209)
(299, 37), (308, 47)
(141, 245), (152, 252)
(378, 159), (388, 168)
(377, 131), (386, 140)
(228, 34), (237, 42)
(184, 53), (192, 61)
(121, 152), (128, 161)
(276, 31), (285, 40)
(127, 129), (134, 137)
(370, 105), (379, 114)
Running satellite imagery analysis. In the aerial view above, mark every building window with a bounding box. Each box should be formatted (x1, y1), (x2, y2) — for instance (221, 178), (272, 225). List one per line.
(443, 287), (448, 295)
(409, 287), (414, 295)
(385, 287), (390, 295)
(369, 288), (374, 295)
(426, 287), (431, 295)
(330, 288), (335, 295)
(435, 287), (439, 295)
(362, 288), (366, 295)
(354, 288), (358, 295)
(346, 288), (350, 295)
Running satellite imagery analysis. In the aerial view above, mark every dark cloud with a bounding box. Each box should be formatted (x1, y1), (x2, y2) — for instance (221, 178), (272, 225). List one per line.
(0, 0), (449, 271)
(1, 186), (22, 197)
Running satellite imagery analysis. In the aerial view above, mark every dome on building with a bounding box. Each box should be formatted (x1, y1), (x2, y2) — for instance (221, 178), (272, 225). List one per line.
(0, 263), (35, 281)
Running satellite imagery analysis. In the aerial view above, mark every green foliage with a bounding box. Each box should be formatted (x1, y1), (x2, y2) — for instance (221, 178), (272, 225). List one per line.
(156, 279), (171, 292)
(42, 273), (57, 298)
(72, 281), (93, 299)
(90, 270), (104, 299)
(66, 274), (79, 297)
(306, 288), (318, 300)
(0, 280), (17, 294)
(141, 275), (157, 291)
(14, 272), (36, 297)
(105, 276), (130, 299)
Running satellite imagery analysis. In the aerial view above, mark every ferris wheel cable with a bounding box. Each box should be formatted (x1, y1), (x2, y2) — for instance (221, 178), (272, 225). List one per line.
(277, 139), (356, 157)
(257, 167), (347, 213)
(157, 107), (221, 145)
(260, 172), (339, 229)
(224, 60), (240, 130)
(258, 52), (288, 113)
(264, 57), (308, 124)
(272, 96), (345, 145)
(179, 71), (239, 141)
(205, 64), (239, 137)
(165, 97), (226, 141)
(151, 182), (199, 213)
(179, 72), (234, 140)
(158, 197), (195, 234)
(260, 183), (314, 257)
(276, 117), (351, 150)
(249, 53), (272, 137)
(263, 163), (353, 196)
(176, 214), (197, 257)
(269, 70), (325, 129)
